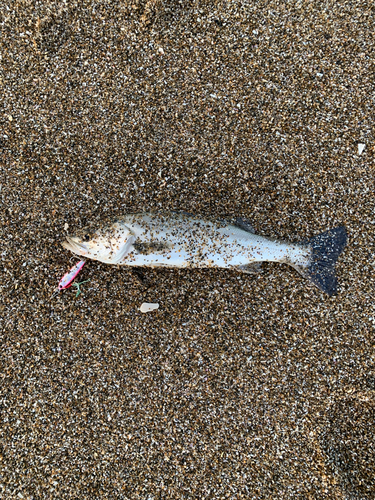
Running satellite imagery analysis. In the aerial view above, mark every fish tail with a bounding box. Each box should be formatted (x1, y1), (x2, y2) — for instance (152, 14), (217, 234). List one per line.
(303, 226), (347, 296)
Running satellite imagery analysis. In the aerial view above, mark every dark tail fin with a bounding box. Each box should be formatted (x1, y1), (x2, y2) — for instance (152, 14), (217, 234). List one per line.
(305, 226), (347, 296)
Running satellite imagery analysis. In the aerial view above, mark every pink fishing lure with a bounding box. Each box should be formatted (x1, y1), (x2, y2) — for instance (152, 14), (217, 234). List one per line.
(58, 260), (86, 290)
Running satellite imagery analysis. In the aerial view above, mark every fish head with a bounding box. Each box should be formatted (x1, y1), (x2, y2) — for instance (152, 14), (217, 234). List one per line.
(62, 221), (135, 264)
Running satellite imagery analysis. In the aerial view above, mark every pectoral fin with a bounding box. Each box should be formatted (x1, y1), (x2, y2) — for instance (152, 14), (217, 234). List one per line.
(133, 241), (170, 254)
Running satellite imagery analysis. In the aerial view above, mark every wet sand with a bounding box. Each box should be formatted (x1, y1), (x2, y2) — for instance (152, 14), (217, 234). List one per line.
(0, 1), (374, 498)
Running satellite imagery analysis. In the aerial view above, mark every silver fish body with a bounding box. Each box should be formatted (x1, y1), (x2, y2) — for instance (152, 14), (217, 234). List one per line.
(62, 212), (347, 295)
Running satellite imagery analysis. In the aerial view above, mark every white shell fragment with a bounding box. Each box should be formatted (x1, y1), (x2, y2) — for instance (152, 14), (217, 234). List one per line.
(139, 303), (159, 313)
(358, 143), (365, 155)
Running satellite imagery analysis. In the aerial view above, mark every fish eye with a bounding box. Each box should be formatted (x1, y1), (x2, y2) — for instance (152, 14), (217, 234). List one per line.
(84, 233), (91, 241)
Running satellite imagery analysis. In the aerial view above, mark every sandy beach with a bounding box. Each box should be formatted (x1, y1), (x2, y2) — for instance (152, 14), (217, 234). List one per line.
(0, 0), (374, 498)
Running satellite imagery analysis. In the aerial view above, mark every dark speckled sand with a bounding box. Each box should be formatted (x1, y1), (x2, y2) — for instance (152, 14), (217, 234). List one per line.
(1, 1), (374, 498)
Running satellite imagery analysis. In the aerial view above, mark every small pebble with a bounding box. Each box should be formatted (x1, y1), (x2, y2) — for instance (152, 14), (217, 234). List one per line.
(139, 303), (159, 313)
(358, 143), (365, 155)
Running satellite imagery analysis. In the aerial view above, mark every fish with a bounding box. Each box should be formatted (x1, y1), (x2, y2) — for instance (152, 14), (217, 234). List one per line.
(62, 212), (347, 296)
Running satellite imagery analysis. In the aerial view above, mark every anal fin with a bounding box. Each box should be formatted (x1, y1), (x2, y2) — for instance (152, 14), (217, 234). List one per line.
(236, 262), (262, 274)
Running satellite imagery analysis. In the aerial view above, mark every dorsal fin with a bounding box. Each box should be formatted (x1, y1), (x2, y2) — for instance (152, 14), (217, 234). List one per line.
(233, 217), (255, 233)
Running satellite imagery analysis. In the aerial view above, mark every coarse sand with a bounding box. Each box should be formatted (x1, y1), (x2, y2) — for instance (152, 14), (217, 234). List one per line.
(0, 1), (374, 498)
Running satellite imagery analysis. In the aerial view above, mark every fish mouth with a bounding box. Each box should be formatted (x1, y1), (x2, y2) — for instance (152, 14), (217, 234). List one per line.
(62, 236), (88, 256)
